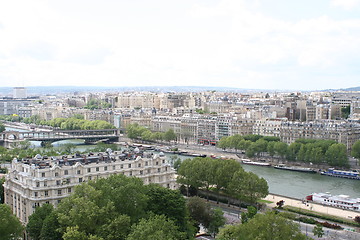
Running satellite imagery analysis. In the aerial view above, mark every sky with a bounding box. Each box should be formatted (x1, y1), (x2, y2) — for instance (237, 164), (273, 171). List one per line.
(0, 0), (360, 91)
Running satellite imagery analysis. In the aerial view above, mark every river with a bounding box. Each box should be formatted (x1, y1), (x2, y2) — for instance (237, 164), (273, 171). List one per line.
(5, 126), (360, 200)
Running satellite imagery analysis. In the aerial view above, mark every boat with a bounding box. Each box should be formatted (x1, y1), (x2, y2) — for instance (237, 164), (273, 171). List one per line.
(241, 159), (271, 167)
(273, 164), (316, 173)
(320, 168), (360, 180)
(306, 193), (360, 211)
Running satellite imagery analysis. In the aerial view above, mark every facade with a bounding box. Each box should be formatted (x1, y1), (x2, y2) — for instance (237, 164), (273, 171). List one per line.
(3, 150), (177, 224)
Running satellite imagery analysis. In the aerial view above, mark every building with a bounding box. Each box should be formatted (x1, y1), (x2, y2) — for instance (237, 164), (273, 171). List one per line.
(13, 87), (27, 99)
(3, 149), (177, 224)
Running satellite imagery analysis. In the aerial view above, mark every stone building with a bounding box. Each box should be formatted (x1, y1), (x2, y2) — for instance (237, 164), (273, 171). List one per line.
(3, 149), (177, 224)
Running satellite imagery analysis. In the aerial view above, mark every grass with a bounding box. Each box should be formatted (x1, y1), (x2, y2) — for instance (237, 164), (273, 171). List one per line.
(257, 199), (273, 204)
(283, 206), (360, 227)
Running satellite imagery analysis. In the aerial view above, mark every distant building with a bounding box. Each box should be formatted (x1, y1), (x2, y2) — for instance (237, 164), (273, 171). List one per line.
(13, 87), (27, 99)
(3, 149), (177, 224)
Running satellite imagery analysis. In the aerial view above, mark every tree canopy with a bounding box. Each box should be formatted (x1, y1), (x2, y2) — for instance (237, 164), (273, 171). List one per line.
(0, 204), (24, 240)
(27, 174), (197, 240)
(217, 211), (309, 240)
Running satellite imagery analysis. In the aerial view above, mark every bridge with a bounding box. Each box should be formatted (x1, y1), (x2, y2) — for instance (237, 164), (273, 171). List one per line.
(0, 129), (120, 147)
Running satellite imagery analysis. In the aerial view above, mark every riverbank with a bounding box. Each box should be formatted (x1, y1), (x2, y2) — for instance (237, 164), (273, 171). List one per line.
(264, 193), (359, 220)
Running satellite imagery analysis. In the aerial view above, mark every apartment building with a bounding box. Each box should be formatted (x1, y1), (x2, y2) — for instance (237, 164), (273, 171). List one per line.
(3, 149), (177, 224)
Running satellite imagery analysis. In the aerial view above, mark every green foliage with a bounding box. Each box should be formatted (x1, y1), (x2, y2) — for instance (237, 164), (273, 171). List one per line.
(0, 177), (4, 204)
(126, 123), (177, 142)
(85, 99), (112, 110)
(0, 204), (24, 240)
(0, 122), (5, 132)
(207, 208), (225, 237)
(351, 140), (360, 161)
(325, 143), (349, 167)
(31, 117), (115, 130)
(187, 196), (212, 230)
(26, 204), (54, 240)
(241, 206), (258, 223)
(217, 211), (308, 240)
(145, 184), (189, 234)
(164, 129), (177, 142)
(341, 105), (350, 119)
(126, 214), (186, 240)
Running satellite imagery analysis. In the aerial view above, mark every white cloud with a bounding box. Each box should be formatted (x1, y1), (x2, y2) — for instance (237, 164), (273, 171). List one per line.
(331, 0), (360, 10)
(0, 0), (359, 90)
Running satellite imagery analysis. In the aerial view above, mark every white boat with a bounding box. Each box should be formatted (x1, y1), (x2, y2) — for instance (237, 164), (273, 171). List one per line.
(306, 193), (360, 211)
(241, 159), (271, 166)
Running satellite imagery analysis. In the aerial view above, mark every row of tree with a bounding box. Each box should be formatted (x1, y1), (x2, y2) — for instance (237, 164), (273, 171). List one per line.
(177, 157), (269, 205)
(218, 134), (351, 167)
(84, 99), (112, 110)
(126, 123), (177, 143)
(23, 174), (226, 240)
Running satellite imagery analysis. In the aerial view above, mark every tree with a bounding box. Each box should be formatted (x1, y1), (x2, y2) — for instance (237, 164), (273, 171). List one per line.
(145, 184), (189, 234)
(39, 211), (62, 240)
(312, 224), (324, 238)
(325, 143), (349, 167)
(274, 142), (288, 159)
(207, 208), (225, 237)
(217, 211), (309, 240)
(164, 129), (177, 143)
(126, 214), (186, 240)
(0, 204), (24, 240)
(0, 122), (5, 132)
(0, 177), (5, 204)
(354, 216), (360, 224)
(186, 196), (212, 230)
(351, 140), (360, 165)
(241, 206), (258, 223)
(26, 203), (54, 240)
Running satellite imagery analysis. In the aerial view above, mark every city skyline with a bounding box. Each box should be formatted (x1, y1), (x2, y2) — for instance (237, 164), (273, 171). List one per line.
(1, 0), (360, 90)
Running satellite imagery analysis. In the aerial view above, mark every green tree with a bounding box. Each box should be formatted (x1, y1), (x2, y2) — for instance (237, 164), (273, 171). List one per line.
(39, 211), (62, 240)
(274, 142), (288, 159)
(164, 129), (177, 143)
(217, 137), (229, 150)
(0, 122), (5, 132)
(325, 143), (349, 167)
(187, 196), (212, 230)
(241, 206), (258, 223)
(341, 105), (350, 119)
(312, 224), (324, 238)
(217, 211), (308, 240)
(207, 208), (225, 237)
(0, 177), (5, 204)
(26, 203), (54, 240)
(126, 214), (186, 240)
(0, 204), (24, 240)
(351, 140), (360, 165)
(145, 184), (189, 234)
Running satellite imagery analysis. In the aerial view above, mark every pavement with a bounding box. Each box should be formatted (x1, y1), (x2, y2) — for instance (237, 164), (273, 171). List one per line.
(264, 194), (359, 220)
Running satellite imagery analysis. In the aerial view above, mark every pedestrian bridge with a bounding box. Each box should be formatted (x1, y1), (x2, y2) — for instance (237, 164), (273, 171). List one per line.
(1, 129), (120, 146)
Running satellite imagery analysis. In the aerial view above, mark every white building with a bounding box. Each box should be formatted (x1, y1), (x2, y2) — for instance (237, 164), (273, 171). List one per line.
(3, 149), (177, 224)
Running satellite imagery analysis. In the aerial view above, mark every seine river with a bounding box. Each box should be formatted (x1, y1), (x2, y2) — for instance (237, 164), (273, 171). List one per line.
(6, 126), (360, 200)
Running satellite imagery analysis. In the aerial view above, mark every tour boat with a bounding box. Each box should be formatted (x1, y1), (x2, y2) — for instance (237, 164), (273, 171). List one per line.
(320, 168), (360, 180)
(273, 164), (317, 173)
(241, 159), (271, 167)
(306, 193), (360, 211)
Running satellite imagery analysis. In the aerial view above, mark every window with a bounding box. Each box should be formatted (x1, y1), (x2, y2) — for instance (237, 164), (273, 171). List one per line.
(88, 168), (91, 173)
(104, 166), (107, 171)
(113, 166), (115, 170)
(41, 173), (45, 177)
(156, 162), (159, 165)
(57, 190), (62, 195)
(55, 172), (59, 177)
(79, 178), (83, 183)
(88, 176), (92, 180)
(162, 159), (165, 163)
(158, 168), (161, 173)
(140, 170), (143, 175)
(34, 192), (38, 197)
(120, 164), (123, 169)
(56, 180), (61, 186)
(96, 167), (99, 172)
(64, 170), (68, 175)
(145, 162), (148, 166)
(128, 164), (131, 168)
(44, 181), (47, 187)
(77, 170), (81, 174)
(36, 182), (40, 187)
(45, 191), (48, 197)
(138, 163), (141, 167)
(129, 171), (132, 176)
(68, 188), (72, 193)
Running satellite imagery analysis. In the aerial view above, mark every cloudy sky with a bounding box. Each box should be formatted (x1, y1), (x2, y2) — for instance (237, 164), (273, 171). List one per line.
(0, 0), (360, 90)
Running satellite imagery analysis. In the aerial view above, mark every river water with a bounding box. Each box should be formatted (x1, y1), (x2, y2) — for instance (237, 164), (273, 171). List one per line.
(5, 126), (360, 200)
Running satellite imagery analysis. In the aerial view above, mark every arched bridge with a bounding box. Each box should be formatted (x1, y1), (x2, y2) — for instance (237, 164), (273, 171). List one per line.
(1, 129), (120, 146)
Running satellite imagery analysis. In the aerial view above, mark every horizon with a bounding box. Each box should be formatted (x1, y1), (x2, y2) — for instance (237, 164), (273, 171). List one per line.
(1, 0), (360, 90)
